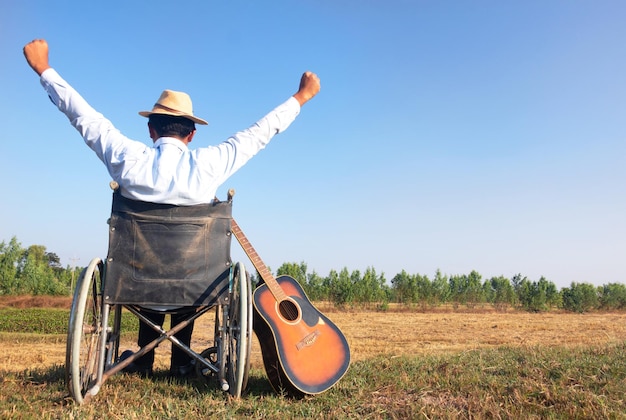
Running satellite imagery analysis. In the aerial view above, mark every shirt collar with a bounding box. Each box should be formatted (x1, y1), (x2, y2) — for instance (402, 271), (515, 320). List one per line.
(154, 137), (189, 151)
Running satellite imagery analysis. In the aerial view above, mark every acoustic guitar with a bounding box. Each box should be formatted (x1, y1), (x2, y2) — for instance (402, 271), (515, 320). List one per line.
(231, 219), (350, 397)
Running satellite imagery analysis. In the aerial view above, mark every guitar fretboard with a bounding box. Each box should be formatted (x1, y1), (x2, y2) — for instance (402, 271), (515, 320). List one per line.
(231, 219), (287, 303)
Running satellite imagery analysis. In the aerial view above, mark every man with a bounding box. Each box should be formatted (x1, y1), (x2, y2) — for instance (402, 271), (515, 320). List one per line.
(23, 39), (320, 377)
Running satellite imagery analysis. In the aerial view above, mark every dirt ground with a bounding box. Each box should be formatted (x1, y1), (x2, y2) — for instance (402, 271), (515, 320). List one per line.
(2, 296), (626, 373)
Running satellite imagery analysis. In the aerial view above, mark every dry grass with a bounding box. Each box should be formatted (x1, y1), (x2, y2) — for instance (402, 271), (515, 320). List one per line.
(0, 295), (72, 309)
(1, 296), (626, 374)
(2, 297), (626, 418)
(338, 309), (626, 359)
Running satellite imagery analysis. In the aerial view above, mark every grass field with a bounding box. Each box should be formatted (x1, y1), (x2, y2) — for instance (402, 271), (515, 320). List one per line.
(1, 297), (626, 418)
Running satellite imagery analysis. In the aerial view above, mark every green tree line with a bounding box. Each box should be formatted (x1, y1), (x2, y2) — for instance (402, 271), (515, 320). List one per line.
(2, 236), (625, 313)
(276, 263), (626, 313)
(0, 237), (75, 295)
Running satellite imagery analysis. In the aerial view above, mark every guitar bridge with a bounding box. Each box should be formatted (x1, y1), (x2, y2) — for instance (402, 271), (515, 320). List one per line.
(296, 330), (320, 351)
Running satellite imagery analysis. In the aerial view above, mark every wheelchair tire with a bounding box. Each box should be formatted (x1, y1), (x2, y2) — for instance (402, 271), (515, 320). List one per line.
(66, 257), (105, 404)
(226, 262), (252, 397)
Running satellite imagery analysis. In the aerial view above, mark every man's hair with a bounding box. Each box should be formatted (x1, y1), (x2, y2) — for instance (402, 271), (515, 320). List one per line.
(148, 114), (196, 138)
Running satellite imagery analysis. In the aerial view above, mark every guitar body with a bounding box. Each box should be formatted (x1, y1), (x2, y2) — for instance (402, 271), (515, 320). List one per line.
(253, 275), (350, 397)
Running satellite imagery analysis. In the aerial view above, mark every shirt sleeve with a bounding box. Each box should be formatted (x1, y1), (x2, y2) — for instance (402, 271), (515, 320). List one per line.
(39, 68), (147, 180)
(195, 97), (302, 185)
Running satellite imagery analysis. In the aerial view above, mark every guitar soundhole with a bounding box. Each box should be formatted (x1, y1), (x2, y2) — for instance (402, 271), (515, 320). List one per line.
(278, 300), (299, 322)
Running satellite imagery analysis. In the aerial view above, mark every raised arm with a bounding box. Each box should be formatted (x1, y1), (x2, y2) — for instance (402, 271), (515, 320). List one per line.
(23, 39), (52, 76)
(293, 71), (321, 106)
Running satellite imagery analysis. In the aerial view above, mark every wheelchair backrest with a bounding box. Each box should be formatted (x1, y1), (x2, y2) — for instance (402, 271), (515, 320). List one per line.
(103, 191), (233, 307)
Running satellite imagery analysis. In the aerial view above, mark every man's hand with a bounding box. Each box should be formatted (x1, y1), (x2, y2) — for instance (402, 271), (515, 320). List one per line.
(23, 39), (51, 76)
(293, 71), (321, 106)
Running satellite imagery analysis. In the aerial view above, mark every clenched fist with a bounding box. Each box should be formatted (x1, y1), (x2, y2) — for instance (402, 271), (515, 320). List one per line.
(23, 39), (51, 76)
(294, 71), (321, 106)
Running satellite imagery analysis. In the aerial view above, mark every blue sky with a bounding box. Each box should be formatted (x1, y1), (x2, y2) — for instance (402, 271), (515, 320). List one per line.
(2, 1), (625, 288)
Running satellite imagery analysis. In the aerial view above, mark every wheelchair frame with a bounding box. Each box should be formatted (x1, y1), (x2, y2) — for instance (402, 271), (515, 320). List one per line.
(65, 190), (252, 404)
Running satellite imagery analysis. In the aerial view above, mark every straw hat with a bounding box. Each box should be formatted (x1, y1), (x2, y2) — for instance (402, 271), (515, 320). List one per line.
(139, 89), (208, 125)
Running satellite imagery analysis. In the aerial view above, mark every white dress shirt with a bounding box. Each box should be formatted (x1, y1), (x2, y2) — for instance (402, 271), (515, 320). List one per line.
(40, 68), (301, 205)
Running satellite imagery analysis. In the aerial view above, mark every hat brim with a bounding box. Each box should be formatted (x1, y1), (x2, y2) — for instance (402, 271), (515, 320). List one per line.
(139, 110), (208, 125)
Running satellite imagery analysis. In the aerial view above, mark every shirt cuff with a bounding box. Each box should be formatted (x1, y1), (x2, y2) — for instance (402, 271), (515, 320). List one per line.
(286, 96), (302, 113)
(40, 67), (59, 84)
(39, 68), (63, 106)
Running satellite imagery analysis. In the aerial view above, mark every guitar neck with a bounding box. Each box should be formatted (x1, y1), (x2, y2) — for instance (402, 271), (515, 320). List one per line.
(231, 219), (287, 302)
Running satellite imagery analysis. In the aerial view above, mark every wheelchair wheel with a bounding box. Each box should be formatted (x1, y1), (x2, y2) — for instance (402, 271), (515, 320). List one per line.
(66, 258), (105, 404)
(226, 262), (252, 397)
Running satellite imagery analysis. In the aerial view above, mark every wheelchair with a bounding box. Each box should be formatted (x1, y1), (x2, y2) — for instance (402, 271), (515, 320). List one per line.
(65, 185), (252, 404)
